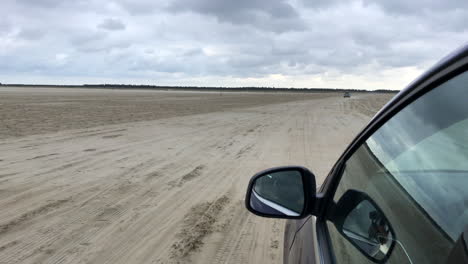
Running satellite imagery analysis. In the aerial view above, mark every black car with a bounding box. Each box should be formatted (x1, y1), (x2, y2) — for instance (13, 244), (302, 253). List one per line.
(245, 44), (468, 264)
(343, 92), (351, 98)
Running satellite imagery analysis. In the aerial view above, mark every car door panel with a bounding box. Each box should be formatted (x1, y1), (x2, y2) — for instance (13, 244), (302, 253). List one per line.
(286, 216), (316, 264)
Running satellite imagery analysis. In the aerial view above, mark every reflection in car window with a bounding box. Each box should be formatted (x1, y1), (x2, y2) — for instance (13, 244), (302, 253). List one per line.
(326, 71), (468, 264)
(369, 119), (468, 241)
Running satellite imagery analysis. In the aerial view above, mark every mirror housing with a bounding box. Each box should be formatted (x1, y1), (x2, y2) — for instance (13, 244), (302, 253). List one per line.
(331, 190), (396, 263)
(245, 166), (316, 219)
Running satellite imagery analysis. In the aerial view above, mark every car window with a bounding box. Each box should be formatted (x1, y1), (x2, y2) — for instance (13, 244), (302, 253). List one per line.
(326, 70), (468, 264)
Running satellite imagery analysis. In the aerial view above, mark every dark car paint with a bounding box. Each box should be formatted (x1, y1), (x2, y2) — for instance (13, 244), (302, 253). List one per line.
(284, 44), (468, 264)
(285, 216), (317, 264)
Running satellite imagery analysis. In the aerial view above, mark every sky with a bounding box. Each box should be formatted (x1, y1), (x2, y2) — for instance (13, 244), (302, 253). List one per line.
(0, 0), (467, 90)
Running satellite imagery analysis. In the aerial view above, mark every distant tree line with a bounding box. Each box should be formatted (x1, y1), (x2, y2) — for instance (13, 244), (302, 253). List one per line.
(0, 83), (398, 93)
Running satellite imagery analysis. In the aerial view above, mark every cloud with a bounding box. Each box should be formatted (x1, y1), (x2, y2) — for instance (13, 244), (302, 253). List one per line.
(17, 28), (45, 40)
(17, 0), (63, 8)
(363, 0), (468, 14)
(0, 18), (13, 36)
(0, 0), (467, 90)
(114, 0), (166, 15)
(168, 0), (306, 33)
(98, 18), (126, 31)
(301, 0), (344, 9)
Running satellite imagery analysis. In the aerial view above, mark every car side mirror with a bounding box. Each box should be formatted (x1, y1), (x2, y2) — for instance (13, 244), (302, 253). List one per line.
(245, 166), (316, 219)
(331, 190), (396, 263)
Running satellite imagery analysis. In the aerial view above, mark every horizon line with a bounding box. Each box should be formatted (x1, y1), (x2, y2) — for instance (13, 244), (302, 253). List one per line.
(0, 83), (400, 92)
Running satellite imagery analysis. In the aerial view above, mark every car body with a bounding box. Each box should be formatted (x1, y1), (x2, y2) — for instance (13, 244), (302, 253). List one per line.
(343, 92), (351, 98)
(245, 44), (468, 264)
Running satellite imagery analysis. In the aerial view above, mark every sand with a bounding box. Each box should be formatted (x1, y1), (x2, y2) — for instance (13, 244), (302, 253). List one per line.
(0, 88), (393, 264)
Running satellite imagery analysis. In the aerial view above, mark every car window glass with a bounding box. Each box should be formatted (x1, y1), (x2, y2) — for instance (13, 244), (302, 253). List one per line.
(326, 70), (468, 264)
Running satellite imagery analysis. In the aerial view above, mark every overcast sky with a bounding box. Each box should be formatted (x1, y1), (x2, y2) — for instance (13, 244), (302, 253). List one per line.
(1, 0), (467, 90)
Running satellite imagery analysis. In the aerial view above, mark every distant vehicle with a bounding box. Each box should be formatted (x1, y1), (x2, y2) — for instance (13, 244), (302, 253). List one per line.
(343, 92), (351, 98)
(245, 44), (468, 264)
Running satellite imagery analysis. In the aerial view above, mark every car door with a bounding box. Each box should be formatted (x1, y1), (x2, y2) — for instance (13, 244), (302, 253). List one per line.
(287, 50), (468, 263)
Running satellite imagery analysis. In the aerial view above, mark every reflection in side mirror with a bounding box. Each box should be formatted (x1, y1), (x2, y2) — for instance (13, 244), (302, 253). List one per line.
(245, 166), (316, 219)
(251, 170), (304, 216)
(332, 190), (396, 262)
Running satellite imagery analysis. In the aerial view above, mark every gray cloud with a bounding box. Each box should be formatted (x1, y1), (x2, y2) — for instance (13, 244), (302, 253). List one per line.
(17, 28), (45, 40)
(17, 0), (63, 8)
(70, 31), (107, 46)
(114, 0), (165, 15)
(363, 0), (468, 14)
(98, 18), (126, 31)
(301, 0), (344, 9)
(0, 19), (12, 35)
(168, 0), (306, 33)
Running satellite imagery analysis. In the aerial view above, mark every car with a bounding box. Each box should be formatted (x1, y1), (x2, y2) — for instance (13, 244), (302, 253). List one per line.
(343, 92), (351, 98)
(245, 44), (468, 264)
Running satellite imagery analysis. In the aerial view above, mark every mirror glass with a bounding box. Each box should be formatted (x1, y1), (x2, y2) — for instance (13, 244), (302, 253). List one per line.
(342, 199), (394, 261)
(250, 170), (305, 216)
